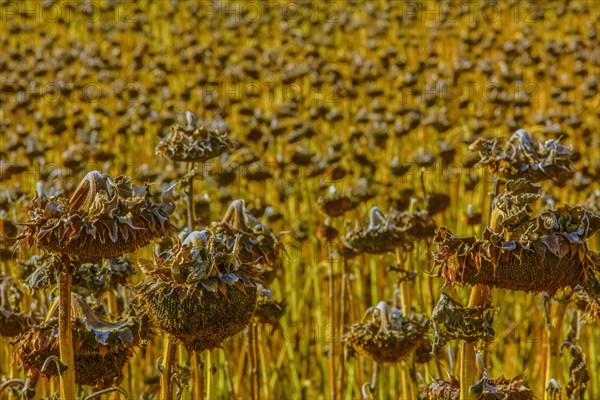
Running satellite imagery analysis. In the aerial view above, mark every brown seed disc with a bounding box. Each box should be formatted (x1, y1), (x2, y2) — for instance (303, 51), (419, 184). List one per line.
(140, 284), (257, 352)
(15, 322), (133, 389)
(456, 242), (586, 294)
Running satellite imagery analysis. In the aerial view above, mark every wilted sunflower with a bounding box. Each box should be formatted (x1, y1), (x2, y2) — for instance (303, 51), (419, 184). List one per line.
(317, 186), (353, 217)
(418, 374), (534, 400)
(433, 180), (600, 294)
(254, 283), (286, 325)
(343, 301), (429, 364)
(0, 211), (18, 260)
(14, 293), (142, 390)
(431, 293), (495, 353)
(344, 207), (408, 254)
(0, 275), (31, 337)
(19, 170), (176, 262)
(469, 129), (574, 185)
(213, 199), (282, 283)
(156, 111), (233, 162)
(135, 229), (259, 352)
(345, 206), (434, 254)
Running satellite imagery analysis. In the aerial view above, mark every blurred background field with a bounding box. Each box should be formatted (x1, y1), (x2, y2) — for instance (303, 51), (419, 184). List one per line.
(0, 1), (599, 399)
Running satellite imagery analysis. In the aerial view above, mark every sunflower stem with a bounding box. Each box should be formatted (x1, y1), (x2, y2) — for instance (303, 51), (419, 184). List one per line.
(160, 335), (177, 400)
(192, 352), (203, 400)
(543, 301), (567, 399)
(459, 285), (489, 400)
(327, 240), (336, 400)
(58, 266), (76, 400)
(205, 350), (212, 400)
(336, 257), (347, 400)
(248, 322), (260, 400)
(187, 162), (195, 232)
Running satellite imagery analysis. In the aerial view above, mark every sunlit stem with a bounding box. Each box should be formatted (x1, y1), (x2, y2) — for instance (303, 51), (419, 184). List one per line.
(543, 300), (567, 400)
(58, 267), (76, 400)
(160, 335), (177, 400)
(459, 285), (489, 400)
(187, 162), (195, 232)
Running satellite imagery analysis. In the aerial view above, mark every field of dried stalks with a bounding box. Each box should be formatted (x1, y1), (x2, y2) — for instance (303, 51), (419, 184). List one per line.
(0, 1), (599, 399)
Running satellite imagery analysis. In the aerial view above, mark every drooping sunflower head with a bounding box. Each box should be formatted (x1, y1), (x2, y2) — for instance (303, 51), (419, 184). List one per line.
(19, 170), (176, 262)
(156, 111), (234, 162)
(135, 228), (260, 352)
(343, 301), (429, 364)
(14, 293), (142, 390)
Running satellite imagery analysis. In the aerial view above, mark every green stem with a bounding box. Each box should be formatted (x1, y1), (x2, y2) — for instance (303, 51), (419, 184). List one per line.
(160, 335), (177, 400)
(58, 268), (76, 400)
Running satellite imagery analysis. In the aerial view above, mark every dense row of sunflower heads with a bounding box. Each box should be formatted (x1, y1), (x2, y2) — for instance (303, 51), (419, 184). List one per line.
(433, 179), (600, 294)
(19, 171), (176, 262)
(135, 201), (276, 352)
(430, 293), (495, 354)
(0, 275), (31, 337)
(418, 375), (534, 400)
(344, 206), (436, 254)
(469, 129), (575, 186)
(343, 301), (429, 364)
(156, 111), (233, 162)
(15, 293), (142, 390)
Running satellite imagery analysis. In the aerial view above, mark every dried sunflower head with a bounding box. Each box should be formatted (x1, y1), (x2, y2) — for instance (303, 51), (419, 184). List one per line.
(418, 374), (534, 400)
(580, 190), (599, 214)
(0, 210), (18, 260)
(433, 201), (599, 294)
(343, 301), (429, 364)
(344, 207), (406, 254)
(469, 129), (574, 185)
(213, 200), (282, 283)
(390, 207), (437, 241)
(0, 275), (31, 337)
(431, 293), (495, 353)
(19, 171), (176, 262)
(156, 111), (233, 162)
(135, 229), (259, 352)
(14, 293), (142, 390)
(317, 186), (353, 217)
(254, 283), (286, 325)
